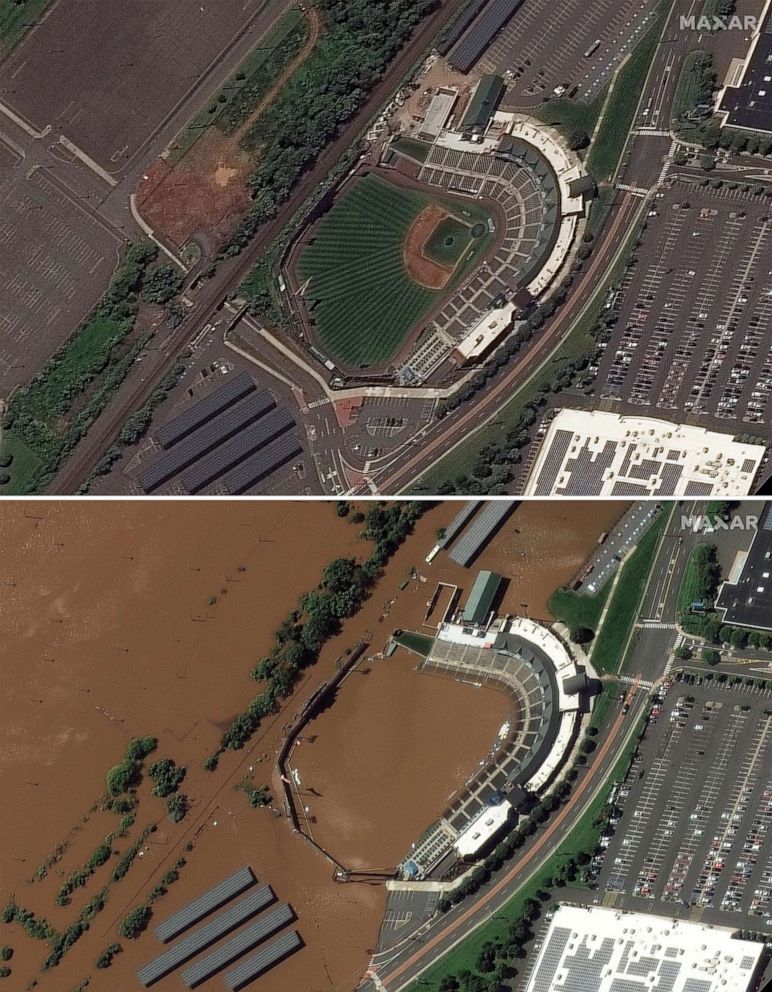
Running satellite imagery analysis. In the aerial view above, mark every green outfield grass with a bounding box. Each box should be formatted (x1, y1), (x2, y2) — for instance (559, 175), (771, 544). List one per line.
(297, 173), (490, 368)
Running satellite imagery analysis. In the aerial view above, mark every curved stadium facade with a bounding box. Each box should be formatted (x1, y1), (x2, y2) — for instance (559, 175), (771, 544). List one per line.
(399, 616), (588, 879)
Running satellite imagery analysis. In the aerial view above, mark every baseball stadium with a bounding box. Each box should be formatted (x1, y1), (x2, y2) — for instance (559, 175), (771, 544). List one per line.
(281, 76), (593, 384)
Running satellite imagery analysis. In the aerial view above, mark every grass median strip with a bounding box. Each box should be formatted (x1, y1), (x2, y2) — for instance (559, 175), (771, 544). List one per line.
(590, 510), (669, 675)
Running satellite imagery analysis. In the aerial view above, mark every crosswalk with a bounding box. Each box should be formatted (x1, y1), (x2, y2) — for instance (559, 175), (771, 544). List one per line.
(638, 620), (677, 629)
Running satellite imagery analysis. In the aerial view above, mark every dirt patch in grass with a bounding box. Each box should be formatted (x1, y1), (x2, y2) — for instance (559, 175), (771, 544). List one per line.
(137, 130), (253, 249)
(135, 9), (321, 251)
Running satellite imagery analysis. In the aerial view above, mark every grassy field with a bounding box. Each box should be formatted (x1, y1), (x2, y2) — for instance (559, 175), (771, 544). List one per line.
(530, 89), (606, 140)
(392, 136), (433, 162)
(0, 0), (53, 56)
(672, 50), (714, 124)
(425, 216), (473, 266)
(166, 9), (307, 164)
(676, 543), (718, 617)
(591, 509), (670, 674)
(298, 174), (489, 368)
(587, 0), (671, 182)
(406, 707), (646, 988)
(393, 630), (435, 657)
(548, 582), (611, 634)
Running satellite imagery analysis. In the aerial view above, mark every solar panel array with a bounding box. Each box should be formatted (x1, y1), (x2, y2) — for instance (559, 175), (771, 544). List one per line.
(138, 885), (274, 986)
(140, 392), (276, 492)
(437, 0), (490, 54)
(448, 500), (516, 565)
(224, 930), (303, 990)
(155, 866), (257, 942)
(181, 407), (294, 493)
(180, 904), (295, 988)
(222, 432), (302, 495)
(449, 0), (526, 72)
(156, 372), (256, 449)
(439, 500), (481, 547)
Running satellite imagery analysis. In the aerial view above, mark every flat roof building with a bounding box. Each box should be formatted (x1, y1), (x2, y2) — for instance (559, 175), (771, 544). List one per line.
(462, 570), (503, 624)
(716, 504), (772, 631)
(454, 800), (513, 859)
(524, 905), (764, 992)
(524, 410), (765, 497)
(419, 88), (457, 140)
(718, 8), (772, 133)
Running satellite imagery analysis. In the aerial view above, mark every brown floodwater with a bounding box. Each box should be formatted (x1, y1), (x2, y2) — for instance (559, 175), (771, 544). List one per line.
(0, 499), (624, 992)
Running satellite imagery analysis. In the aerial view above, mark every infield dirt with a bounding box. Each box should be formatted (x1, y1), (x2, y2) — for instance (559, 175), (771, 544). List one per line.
(403, 204), (456, 290)
(0, 500), (624, 991)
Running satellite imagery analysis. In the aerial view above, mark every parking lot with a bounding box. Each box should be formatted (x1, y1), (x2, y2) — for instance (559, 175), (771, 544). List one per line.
(0, 0), (263, 173)
(0, 137), (122, 394)
(578, 501), (660, 594)
(594, 179), (772, 436)
(597, 675), (772, 929)
(478, 0), (657, 106)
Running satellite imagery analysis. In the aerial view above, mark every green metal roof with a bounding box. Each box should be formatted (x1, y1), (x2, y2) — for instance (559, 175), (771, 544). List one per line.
(462, 570), (503, 624)
(461, 75), (505, 132)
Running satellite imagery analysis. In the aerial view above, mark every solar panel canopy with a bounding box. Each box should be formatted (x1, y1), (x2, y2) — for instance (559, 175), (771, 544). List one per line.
(138, 884), (274, 986)
(181, 407), (294, 493)
(139, 392), (275, 492)
(181, 903), (294, 988)
(224, 930), (302, 990)
(156, 372), (255, 448)
(222, 432), (302, 494)
(155, 866), (256, 942)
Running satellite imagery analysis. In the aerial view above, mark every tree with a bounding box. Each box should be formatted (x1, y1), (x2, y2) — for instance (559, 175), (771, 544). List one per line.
(140, 264), (182, 306)
(118, 905), (151, 939)
(125, 736), (157, 761)
(570, 626), (595, 645)
(567, 127), (589, 150)
(166, 794), (188, 823)
(106, 759), (141, 796)
(701, 647), (720, 666)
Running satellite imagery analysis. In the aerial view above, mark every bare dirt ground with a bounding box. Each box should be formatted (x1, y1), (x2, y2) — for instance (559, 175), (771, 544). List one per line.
(402, 204), (454, 289)
(137, 9), (321, 250)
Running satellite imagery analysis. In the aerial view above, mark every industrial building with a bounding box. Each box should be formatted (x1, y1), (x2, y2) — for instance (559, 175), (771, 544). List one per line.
(524, 409), (766, 497)
(716, 503), (772, 632)
(523, 905), (765, 992)
(461, 570), (503, 624)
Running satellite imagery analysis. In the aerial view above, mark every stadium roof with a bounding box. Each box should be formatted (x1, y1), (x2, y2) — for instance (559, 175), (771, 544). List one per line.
(454, 800), (513, 858)
(462, 570), (503, 624)
(523, 905), (764, 992)
(155, 866), (256, 942)
(460, 74), (505, 132)
(139, 884), (275, 986)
